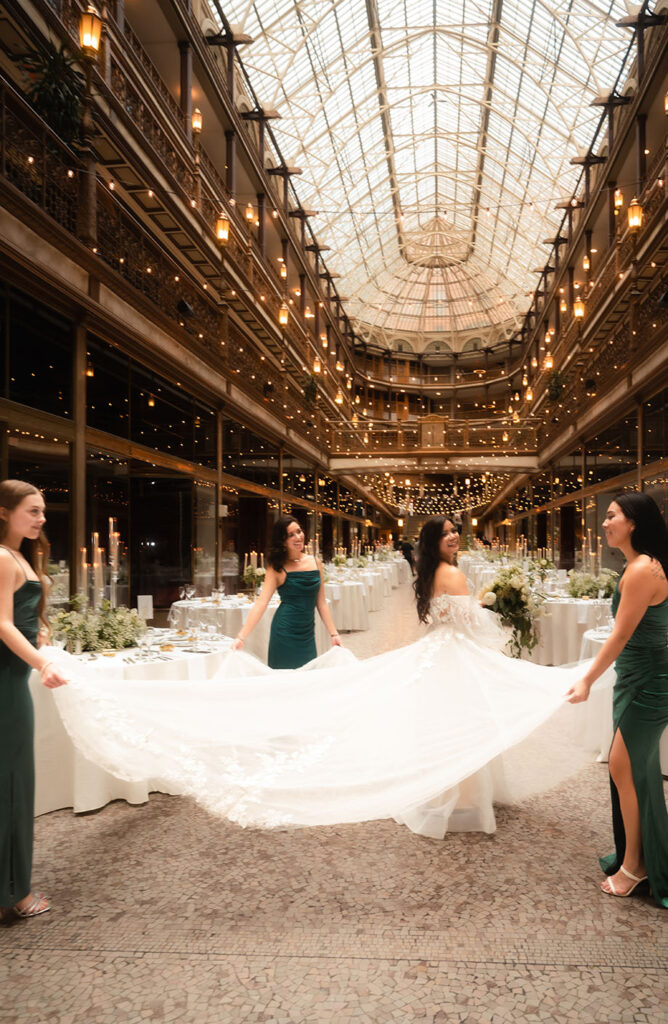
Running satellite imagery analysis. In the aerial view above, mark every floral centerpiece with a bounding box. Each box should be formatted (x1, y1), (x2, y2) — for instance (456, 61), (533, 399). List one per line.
(568, 568), (618, 599)
(333, 554), (348, 567)
(355, 556), (368, 568)
(52, 598), (145, 653)
(480, 565), (543, 658)
(528, 557), (555, 583)
(243, 565), (266, 590)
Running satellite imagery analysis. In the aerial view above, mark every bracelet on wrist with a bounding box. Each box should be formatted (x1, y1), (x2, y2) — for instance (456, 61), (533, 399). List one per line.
(330, 633), (339, 638)
(39, 661), (53, 675)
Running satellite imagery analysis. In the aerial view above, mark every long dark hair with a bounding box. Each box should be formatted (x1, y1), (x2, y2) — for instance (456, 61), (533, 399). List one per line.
(413, 515), (455, 624)
(0, 479), (50, 627)
(613, 491), (668, 579)
(268, 514), (307, 572)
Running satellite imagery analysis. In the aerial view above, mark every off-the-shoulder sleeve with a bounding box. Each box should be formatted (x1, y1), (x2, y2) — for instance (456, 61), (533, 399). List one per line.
(429, 595), (509, 651)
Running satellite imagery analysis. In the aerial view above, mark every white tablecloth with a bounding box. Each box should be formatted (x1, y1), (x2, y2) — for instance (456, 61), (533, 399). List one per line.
(324, 581), (369, 631)
(31, 645), (235, 816)
(169, 599), (329, 661)
(573, 629), (668, 771)
(530, 599), (611, 666)
(358, 571), (384, 612)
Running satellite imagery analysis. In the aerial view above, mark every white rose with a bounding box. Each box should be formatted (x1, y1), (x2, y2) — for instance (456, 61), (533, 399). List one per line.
(482, 591), (497, 606)
(512, 578), (522, 589)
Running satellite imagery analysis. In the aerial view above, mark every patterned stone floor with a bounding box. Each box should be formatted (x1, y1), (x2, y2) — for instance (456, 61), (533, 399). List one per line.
(2, 583), (667, 1024)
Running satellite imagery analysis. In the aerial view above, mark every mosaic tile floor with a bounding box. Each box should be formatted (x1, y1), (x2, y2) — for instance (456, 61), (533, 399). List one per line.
(2, 584), (666, 1024)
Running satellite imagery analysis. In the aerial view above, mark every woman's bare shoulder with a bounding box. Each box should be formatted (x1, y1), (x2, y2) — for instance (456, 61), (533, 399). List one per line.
(433, 562), (469, 596)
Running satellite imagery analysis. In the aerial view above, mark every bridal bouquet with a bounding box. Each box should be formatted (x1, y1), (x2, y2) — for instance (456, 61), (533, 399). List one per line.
(52, 599), (145, 653)
(480, 565), (542, 658)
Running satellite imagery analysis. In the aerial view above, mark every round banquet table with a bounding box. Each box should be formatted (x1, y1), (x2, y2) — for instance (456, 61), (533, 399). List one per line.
(169, 598), (330, 660)
(529, 598), (611, 666)
(324, 581), (369, 631)
(358, 570), (384, 612)
(572, 628), (668, 771)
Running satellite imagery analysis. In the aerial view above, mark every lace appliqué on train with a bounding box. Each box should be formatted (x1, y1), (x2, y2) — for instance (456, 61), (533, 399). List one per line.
(428, 595), (509, 651)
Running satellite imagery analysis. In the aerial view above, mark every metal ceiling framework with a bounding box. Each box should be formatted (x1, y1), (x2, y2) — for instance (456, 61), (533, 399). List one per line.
(216, 0), (634, 347)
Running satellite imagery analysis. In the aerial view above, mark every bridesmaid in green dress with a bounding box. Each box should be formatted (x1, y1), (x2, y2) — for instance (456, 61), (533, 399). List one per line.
(231, 515), (342, 668)
(0, 480), (67, 921)
(567, 492), (668, 907)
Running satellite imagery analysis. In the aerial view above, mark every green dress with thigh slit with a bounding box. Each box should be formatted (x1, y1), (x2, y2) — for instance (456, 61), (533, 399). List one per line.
(268, 569), (321, 669)
(0, 578), (41, 905)
(600, 576), (668, 907)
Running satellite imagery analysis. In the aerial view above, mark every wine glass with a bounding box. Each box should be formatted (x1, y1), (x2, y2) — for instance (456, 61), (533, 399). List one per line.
(185, 584), (196, 601)
(178, 586), (186, 601)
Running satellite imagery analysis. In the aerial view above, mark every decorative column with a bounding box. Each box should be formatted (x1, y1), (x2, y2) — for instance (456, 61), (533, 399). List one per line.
(70, 323), (87, 596)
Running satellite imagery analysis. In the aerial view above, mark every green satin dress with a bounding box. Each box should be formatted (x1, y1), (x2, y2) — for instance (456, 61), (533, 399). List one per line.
(600, 576), (668, 907)
(268, 569), (321, 669)
(0, 578), (41, 906)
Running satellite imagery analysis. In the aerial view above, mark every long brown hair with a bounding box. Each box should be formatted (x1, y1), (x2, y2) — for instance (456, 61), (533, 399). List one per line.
(0, 479), (51, 627)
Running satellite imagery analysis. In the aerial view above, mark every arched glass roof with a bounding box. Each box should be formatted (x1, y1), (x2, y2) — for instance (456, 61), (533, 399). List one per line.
(216, 0), (634, 341)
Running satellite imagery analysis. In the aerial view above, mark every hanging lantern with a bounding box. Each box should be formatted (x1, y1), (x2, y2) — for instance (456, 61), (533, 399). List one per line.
(355, 393), (360, 404)
(280, 263), (287, 279)
(531, 355), (538, 369)
(522, 373), (528, 387)
(312, 356), (321, 374)
(245, 201), (254, 222)
(336, 360), (345, 372)
(502, 431), (509, 443)
(85, 361), (94, 378)
(526, 386), (533, 402)
(304, 305), (314, 319)
(512, 410), (520, 424)
(627, 197), (643, 233)
(352, 412), (358, 426)
(79, 5), (103, 59)
(544, 352), (554, 370)
(346, 378), (352, 390)
(363, 431), (369, 444)
(278, 302), (289, 327)
(191, 108), (203, 134)
(147, 394), (156, 408)
(573, 296), (585, 319)
(560, 297), (567, 313)
(582, 253), (591, 272)
(216, 214), (229, 244)
(614, 187), (623, 209)
(335, 387), (344, 405)
(320, 332), (328, 349)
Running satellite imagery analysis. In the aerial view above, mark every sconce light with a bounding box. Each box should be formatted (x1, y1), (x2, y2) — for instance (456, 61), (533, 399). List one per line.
(79, 4), (102, 59)
(614, 187), (623, 210)
(216, 214), (229, 244)
(582, 253), (591, 272)
(627, 197), (643, 233)
(191, 108), (203, 134)
(245, 202), (254, 222)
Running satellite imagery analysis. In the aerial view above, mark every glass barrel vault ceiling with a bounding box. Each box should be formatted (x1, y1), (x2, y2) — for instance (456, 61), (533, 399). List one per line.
(217, 0), (634, 344)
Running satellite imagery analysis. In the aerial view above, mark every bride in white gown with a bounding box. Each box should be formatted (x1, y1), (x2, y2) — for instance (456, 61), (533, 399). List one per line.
(51, 517), (595, 838)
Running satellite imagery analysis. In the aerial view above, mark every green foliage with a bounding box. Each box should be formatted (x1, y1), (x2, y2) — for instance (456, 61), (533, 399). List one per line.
(547, 371), (564, 403)
(303, 375), (318, 405)
(16, 41), (85, 146)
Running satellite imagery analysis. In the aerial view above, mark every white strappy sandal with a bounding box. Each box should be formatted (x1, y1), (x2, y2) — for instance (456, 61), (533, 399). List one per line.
(601, 865), (648, 897)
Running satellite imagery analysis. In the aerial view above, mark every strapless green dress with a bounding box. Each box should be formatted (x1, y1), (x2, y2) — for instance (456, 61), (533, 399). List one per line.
(0, 579), (41, 905)
(600, 576), (668, 907)
(268, 569), (321, 669)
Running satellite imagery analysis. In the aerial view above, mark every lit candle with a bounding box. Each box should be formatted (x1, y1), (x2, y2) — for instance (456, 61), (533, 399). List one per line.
(80, 546), (88, 599)
(244, 552), (248, 572)
(260, 552), (264, 569)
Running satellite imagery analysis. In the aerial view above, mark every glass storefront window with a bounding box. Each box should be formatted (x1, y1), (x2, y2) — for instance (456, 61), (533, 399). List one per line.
(86, 337), (130, 438)
(644, 388), (668, 465)
(586, 415), (637, 485)
(282, 455), (315, 501)
(5, 289), (72, 417)
(223, 422), (279, 489)
(131, 367), (195, 460)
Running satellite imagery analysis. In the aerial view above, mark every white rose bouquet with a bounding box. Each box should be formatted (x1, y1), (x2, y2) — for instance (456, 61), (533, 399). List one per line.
(480, 565), (543, 658)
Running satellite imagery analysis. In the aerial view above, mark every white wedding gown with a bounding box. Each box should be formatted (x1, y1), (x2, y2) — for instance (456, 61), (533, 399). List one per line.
(51, 596), (595, 837)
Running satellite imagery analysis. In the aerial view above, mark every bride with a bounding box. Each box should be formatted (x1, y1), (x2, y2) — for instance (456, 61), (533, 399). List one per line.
(51, 516), (594, 837)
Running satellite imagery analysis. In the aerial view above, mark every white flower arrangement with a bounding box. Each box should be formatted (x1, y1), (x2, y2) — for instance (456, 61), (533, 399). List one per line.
(480, 565), (542, 658)
(333, 554), (348, 567)
(567, 568), (618, 599)
(52, 599), (145, 653)
(243, 565), (266, 589)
